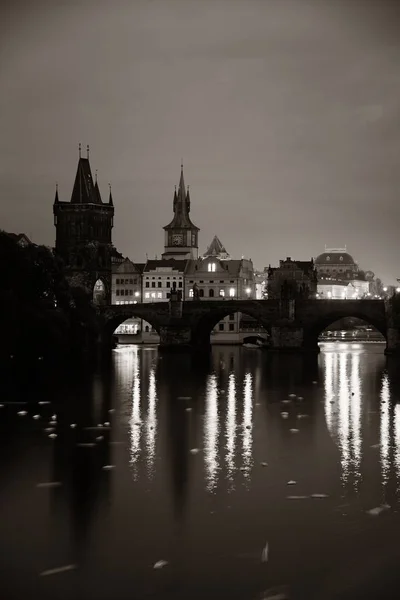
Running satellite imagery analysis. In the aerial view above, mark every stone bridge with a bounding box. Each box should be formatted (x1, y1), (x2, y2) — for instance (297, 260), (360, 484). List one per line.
(98, 298), (400, 355)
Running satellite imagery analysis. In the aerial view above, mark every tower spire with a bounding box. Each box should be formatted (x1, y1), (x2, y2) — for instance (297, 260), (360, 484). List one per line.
(108, 182), (113, 206)
(54, 182), (59, 204)
(87, 144), (90, 159)
(79, 143), (81, 158)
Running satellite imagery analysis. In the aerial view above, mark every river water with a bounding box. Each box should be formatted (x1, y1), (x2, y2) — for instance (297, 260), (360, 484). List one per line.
(1, 343), (400, 600)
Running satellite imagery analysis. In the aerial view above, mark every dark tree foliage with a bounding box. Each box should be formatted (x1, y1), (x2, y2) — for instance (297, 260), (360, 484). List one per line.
(0, 231), (99, 367)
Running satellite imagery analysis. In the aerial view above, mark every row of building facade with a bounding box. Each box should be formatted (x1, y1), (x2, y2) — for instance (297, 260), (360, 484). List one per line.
(109, 164), (384, 343)
(11, 150), (386, 346)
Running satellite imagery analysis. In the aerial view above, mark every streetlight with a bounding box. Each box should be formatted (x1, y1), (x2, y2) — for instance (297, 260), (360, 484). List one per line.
(245, 287), (251, 295)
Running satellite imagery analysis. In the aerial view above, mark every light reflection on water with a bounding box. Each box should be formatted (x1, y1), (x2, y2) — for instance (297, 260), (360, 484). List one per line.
(129, 345), (141, 477)
(241, 372), (253, 479)
(146, 368), (157, 478)
(380, 373), (390, 492)
(395, 404), (400, 493)
(204, 373), (219, 492)
(225, 373), (237, 483)
(118, 344), (400, 501)
(4, 343), (400, 599)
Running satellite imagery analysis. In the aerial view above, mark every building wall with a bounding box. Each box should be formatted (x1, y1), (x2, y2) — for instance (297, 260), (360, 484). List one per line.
(142, 269), (184, 302)
(184, 257), (258, 343)
(267, 258), (317, 300)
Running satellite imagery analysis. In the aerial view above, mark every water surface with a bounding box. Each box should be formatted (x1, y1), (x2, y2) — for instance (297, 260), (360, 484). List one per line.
(1, 343), (400, 600)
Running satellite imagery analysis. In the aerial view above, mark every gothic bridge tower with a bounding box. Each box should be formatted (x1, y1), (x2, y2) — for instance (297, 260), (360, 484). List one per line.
(162, 164), (200, 260)
(53, 145), (114, 305)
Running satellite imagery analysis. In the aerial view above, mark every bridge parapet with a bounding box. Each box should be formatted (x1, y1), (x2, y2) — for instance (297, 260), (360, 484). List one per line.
(94, 298), (400, 355)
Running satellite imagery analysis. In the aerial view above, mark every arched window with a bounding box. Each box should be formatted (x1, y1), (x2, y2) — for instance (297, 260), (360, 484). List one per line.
(93, 279), (107, 305)
(209, 288), (215, 298)
(199, 288), (204, 297)
(208, 263), (216, 272)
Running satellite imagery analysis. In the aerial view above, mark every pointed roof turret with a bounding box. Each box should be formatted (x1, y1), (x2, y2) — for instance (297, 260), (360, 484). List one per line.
(163, 164), (199, 231)
(108, 183), (113, 206)
(177, 163), (186, 201)
(70, 145), (102, 204)
(54, 183), (59, 204)
(203, 235), (230, 259)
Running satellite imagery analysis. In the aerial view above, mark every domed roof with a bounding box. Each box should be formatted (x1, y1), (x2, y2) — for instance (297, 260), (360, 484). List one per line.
(315, 251), (355, 265)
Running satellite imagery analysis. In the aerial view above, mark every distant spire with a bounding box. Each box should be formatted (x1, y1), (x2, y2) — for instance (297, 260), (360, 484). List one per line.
(54, 182), (59, 203)
(95, 169), (98, 183)
(87, 144), (90, 159)
(79, 143), (81, 158)
(108, 182), (113, 205)
(178, 163), (185, 198)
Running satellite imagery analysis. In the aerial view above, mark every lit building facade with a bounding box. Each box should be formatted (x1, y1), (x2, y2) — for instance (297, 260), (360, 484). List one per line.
(184, 236), (257, 343)
(315, 247), (370, 299)
(254, 268), (268, 299)
(141, 259), (188, 342)
(111, 258), (145, 336)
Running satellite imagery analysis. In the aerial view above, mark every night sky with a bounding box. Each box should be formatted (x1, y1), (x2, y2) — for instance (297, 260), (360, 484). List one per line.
(1, 0), (400, 283)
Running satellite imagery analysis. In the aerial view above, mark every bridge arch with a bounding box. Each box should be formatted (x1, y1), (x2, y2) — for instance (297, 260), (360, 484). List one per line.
(191, 305), (271, 347)
(304, 309), (387, 348)
(101, 308), (163, 345)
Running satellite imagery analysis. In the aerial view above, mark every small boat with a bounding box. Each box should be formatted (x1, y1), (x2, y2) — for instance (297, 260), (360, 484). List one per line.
(243, 335), (269, 349)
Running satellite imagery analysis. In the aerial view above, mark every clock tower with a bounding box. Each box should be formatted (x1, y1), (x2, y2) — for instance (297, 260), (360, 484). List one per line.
(162, 165), (200, 260)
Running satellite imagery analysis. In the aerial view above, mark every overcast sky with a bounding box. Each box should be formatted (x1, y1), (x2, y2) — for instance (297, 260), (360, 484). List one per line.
(1, 0), (400, 282)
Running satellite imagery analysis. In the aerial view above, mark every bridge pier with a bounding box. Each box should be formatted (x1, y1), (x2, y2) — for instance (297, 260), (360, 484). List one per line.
(384, 327), (400, 355)
(269, 326), (320, 354)
(158, 325), (193, 352)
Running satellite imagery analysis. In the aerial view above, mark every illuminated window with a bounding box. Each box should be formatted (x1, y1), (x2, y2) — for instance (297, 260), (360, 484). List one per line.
(208, 263), (216, 272)
(157, 292), (163, 298)
(134, 291), (140, 297)
(219, 289), (225, 297)
(189, 289), (194, 297)
(229, 287), (236, 297)
(151, 292), (156, 298)
(145, 292), (150, 299)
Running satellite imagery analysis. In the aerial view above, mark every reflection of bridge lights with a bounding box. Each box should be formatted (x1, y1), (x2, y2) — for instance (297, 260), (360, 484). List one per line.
(242, 373), (253, 478)
(324, 351), (334, 433)
(338, 353), (350, 485)
(146, 368), (157, 478)
(225, 373), (237, 482)
(130, 346), (141, 477)
(204, 374), (219, 492)
(324, 350), (363, 491)
(394, 405), (400, 493)
(350, 352), (362, 490)
(380, 374), (390, 492)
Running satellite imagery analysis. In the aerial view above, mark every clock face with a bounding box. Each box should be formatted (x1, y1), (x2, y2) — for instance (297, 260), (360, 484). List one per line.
(172, 234), (183, 246)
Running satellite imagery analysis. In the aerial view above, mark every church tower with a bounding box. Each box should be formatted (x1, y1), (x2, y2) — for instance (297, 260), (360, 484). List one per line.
(162, 165), (199, 260)
(53, 145), (114, 305)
